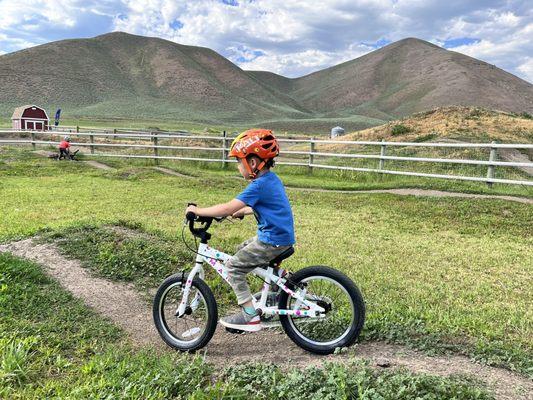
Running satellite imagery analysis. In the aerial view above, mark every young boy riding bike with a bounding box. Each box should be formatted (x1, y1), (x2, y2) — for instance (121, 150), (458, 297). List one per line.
(185, 129), (295, 332)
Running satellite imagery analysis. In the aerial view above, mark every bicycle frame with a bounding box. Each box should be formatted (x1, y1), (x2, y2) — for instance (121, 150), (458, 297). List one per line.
(176, 242), (325, 319)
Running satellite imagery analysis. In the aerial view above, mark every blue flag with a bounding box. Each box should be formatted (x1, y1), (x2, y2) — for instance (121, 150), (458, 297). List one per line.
(54, 109), (61, 126)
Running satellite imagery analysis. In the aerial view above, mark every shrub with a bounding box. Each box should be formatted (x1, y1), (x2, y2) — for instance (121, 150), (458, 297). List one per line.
(519, 111), (532, 120)
(413, 133), (438, 142)
(391, 124), (412, 136)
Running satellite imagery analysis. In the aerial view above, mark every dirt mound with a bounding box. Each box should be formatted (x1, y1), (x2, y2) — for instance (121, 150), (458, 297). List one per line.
(339, 107), (533, 143)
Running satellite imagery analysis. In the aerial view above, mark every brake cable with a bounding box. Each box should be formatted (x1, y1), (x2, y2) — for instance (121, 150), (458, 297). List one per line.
(180, 220), (226, 262)
(180, 216), (300, 289)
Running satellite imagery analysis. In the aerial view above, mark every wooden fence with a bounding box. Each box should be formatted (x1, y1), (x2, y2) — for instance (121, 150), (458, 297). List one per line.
(1, 129), (532, 186)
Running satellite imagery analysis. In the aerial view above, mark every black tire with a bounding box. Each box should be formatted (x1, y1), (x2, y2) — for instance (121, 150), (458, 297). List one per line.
(153, 273), (217, 352)
(279, 266), (365, 354)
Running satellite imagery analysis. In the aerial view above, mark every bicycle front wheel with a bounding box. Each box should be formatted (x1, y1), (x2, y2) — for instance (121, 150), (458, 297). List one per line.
(153, 274), (217, 352)
(279, 266), (365, 354)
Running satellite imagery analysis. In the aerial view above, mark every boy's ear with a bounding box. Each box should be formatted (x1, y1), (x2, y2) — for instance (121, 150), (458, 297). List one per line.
(248, 156), (259, 168)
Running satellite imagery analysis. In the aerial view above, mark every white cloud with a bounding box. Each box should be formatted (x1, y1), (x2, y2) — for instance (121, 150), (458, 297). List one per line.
(242, 45), (373, 77)
(449, 21), (533, 81)
(0, 0), (121, 53)
(0, 0), (532, 82)
(107, 0), (533, 81)
(0, 0), (78, 30)
(517, 58), (533, 82)
(0, 33), (39, 52)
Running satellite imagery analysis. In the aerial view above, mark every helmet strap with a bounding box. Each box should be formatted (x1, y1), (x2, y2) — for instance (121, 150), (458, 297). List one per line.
(242, 157), (266, 179)
(242, 158), (256, 179)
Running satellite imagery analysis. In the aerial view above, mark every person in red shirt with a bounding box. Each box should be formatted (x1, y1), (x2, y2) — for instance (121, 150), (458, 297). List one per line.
(58, 136), (71, 160)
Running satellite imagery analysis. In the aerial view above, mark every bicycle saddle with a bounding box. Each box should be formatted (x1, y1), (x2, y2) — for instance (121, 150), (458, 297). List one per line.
(269, 246), (294, 268)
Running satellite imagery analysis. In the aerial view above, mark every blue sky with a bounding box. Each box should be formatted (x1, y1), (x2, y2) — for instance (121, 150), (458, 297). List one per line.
(0, 0), (532, 82)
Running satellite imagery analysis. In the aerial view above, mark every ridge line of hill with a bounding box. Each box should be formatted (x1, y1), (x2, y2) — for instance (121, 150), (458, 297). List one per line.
(1, 32), (531, 131)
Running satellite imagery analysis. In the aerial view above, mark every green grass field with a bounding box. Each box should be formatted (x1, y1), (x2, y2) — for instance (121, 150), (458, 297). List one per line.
(1, 146), (532, 380)
(0, 112), (386, 136)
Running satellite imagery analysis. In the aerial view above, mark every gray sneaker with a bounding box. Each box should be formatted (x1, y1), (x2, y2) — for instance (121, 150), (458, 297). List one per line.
(220, 309), (261, 332)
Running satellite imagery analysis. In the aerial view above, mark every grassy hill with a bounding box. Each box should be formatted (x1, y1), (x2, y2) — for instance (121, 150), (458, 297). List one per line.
(1, 33), (532, 132)
(287, 107), (533, 184)
(341, 106), (533, 143)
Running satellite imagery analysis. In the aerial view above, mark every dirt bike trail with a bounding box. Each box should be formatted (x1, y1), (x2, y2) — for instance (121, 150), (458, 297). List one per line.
(1, 239), (531, 400)
(285, 187), (533, 205)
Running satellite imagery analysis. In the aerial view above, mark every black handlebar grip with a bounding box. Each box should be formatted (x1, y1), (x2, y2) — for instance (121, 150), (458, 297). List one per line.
(185, 211), (196, 221)
(236, 215), (244, 220)
(187, 202), (197, 207)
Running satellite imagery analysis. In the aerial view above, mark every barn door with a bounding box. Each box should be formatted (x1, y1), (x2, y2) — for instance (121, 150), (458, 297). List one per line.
(26, 121), (34, 130)
(35, 122), (43, 130)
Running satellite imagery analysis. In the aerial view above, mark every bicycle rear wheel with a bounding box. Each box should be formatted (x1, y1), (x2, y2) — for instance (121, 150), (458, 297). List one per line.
(153, 273), (217, 352)
(278, 266), (365, 354)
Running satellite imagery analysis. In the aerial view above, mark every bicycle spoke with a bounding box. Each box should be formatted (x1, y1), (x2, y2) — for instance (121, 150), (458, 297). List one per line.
(287, 276), (355, 344)
(161, 282), (210, 344)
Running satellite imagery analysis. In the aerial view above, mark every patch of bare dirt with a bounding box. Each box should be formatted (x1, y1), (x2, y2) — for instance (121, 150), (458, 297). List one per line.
(32, 149), (54, 157)
(152, 166), (194, 178)
(33, 149), (116, 170)
(83, 160), (115, 170)
(106, 225), (154, 240)
(1, 238), (531, 400)
(499, 148), (533, 176)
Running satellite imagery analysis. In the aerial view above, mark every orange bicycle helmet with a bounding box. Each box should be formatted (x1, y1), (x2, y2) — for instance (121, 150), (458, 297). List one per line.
(229, 129), (279, 178)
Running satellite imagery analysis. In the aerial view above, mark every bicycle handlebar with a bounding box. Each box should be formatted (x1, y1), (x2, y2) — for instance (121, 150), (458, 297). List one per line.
(185, 203), (229, 241)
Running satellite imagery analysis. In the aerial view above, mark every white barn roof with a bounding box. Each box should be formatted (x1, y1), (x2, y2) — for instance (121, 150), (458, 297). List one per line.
(11, 105), (49, 120)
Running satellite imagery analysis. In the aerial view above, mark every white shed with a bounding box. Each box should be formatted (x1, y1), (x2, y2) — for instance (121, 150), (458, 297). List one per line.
(330, 126), (345, 138)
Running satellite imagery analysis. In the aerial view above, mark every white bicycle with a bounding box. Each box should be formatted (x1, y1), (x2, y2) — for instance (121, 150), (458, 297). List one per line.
(153, 206), (365, 354)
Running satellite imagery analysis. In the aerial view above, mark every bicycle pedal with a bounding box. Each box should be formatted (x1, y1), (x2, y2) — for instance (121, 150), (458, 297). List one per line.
(225, 327), (246, 335)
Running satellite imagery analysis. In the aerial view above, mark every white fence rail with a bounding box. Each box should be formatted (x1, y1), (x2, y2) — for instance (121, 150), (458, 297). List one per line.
(1, 129), (532, 186)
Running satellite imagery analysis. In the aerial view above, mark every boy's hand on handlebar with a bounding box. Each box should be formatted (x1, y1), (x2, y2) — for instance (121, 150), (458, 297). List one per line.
(231, 207), (247, 219)
(231, 211), (245, 220)
(185, 204), (197, 220)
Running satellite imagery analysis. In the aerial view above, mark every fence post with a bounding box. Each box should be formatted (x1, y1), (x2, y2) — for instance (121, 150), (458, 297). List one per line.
(90, 133), (95, 154)
(486, 140), (497, 188)
(379, 139), (386, 171)
(222, 130), (228, 168)
(31, 131), (36, 150)
(113, 128), (117, 140)
(308, 137), (315, 173)
(153, 132), (159, 165)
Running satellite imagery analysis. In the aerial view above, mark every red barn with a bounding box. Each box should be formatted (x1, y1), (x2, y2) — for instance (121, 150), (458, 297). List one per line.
(11, 105), (50, 130)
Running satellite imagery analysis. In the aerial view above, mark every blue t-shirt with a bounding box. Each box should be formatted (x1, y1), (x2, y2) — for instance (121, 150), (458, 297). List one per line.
(236, 171), (295, 246)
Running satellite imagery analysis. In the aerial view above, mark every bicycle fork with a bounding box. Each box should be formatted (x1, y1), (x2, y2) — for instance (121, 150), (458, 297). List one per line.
(175, 254), (205, 318)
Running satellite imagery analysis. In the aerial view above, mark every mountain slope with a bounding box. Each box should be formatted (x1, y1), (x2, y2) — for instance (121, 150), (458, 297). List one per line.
(0, 32), (308, 123)
(284, 38), (533, 119)
(0, 33), (532, 130)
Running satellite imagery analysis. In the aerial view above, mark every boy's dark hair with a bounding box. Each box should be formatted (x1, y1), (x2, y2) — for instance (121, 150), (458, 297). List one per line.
(246, 154), (275, 169)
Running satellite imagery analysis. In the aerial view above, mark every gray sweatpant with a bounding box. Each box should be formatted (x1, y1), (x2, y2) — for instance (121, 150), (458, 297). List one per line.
(225, 236), (292, 305)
